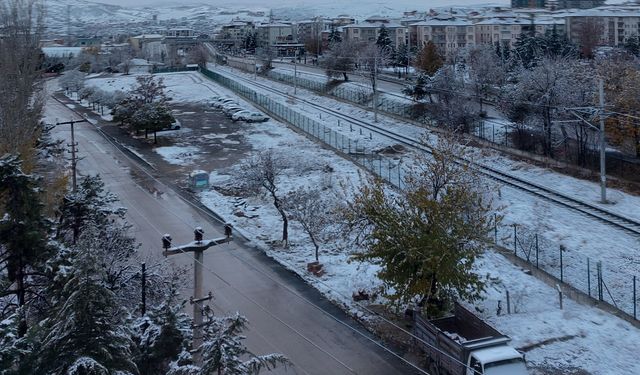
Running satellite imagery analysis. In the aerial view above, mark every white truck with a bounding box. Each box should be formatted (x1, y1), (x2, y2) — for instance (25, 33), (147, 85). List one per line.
(412, 303), (528, 375)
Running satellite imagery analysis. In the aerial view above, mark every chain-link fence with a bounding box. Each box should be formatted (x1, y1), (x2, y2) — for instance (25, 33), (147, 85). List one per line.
(496, 222), (639, 320)
(223, 61), (640, 183)
(198, 66), (639, 322)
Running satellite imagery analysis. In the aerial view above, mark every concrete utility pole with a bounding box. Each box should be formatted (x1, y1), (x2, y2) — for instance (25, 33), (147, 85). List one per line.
(293, 53), (298, 95)
(57, 118), (89, 192)
(161, 224), (233, 366)
(373, 56), (378, 123)
(598, 78), (607, 203)
(253, 54), (257, 80)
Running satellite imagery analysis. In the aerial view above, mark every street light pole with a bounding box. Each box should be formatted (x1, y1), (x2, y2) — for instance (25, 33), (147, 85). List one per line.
(598, 78), (607, 203)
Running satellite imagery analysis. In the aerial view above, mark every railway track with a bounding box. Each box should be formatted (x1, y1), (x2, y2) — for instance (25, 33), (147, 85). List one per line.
(194, 68), (640, 237)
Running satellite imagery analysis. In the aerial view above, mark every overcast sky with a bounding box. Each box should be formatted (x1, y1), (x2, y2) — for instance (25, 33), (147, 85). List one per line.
(92, 0), (509, 8)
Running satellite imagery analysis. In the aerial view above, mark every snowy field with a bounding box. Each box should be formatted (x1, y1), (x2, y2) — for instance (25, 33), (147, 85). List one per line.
(80, 71), (640, 374)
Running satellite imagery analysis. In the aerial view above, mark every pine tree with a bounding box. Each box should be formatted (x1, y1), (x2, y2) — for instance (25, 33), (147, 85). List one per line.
(56, 175), (125, 244)
(35, 235), (139, 375)
(327, 25), (342, 45)
(624, 35), (640, 56)
(402, 73), (429, 102)
(199, 313), (289, 375)
(0, 154), (52, 336)
(375, 24), (393, 50)
(131, 290), (190, 375)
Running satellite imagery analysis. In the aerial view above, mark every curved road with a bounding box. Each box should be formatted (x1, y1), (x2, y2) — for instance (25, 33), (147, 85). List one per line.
(44, 93), (419, 375)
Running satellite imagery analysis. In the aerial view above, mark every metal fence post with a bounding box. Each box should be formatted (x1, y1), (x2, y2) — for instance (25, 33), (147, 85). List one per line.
(587, 258), (591, 298)
(506, 290), (511, 314)
(513, 224), (517, 256)
(634, 275), (637, 320)
(535, 234), (539, 269)
(560, 245), (564, 283)
(597, 261), (603, 301)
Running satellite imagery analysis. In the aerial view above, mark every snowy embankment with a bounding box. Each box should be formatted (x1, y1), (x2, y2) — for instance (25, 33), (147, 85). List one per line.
(83, 71), (640, 374)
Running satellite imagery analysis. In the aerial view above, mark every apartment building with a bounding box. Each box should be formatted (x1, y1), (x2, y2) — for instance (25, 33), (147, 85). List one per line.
(218, 21), (255, 47)
(474, 16), (565, 48)
(565, 7), (640, 47)
(342, 22), (407, 48)
(256, 23), (295, 47)
(295, 17), (332, 43)
(411, 16), (474, 55)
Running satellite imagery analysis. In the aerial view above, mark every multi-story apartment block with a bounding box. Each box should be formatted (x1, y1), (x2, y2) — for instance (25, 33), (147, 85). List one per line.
(256, 22), (295, 47)
(512, 0), (604, 9)
(565, 7), (640, 47)
(411, 16), (474, 55)
(342, 21), (407, 48)
(474, 15), (565, 48)
(295, 17), (332, 44)
(217, 21), (255, 48)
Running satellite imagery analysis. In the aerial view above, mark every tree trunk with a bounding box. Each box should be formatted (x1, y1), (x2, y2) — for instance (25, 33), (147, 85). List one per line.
(153, 131), (157, 144)
(272, 195), (288, 245)
(343, 72), (348, 81)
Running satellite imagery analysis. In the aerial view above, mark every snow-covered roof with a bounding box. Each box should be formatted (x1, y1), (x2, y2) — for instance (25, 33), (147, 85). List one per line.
(474, 16), (564, 26)
(132, 34), (163, 39)
(41, 46), (84, 57)
(565, 6), (640, 17)
(411, 17), (472, 27)
(342, 22), (407, 29)
(256, 23), (292, 28)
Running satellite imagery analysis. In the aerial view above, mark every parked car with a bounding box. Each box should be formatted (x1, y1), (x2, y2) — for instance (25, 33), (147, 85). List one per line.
(232, 112), (269, 123)
(229, 110), (252, 120)
(211, 98), (236, 109)
(222, 105), (246, 117)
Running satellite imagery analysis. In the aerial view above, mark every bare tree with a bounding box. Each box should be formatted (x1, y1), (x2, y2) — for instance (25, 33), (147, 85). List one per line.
(320, 40), (357, 81)
(577, 18), (602, 59)
(500, 57), (594, 157)
(237, 150), (289, 245)
(187, 45), (209, 67)
(467, 45), (506, 114)
(59, 70), (85, 96)
(286, 187), (335, 262)
(428, 66), (479, 133)
(0, 0), (45, 170)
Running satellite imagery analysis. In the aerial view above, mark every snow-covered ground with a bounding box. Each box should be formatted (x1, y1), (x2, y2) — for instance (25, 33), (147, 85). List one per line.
(201, 65), (640, 316)
(79, 71), (640, 374)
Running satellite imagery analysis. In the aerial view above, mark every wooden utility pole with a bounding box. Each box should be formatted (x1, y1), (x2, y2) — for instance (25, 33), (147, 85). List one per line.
(162, 225), (233, 366)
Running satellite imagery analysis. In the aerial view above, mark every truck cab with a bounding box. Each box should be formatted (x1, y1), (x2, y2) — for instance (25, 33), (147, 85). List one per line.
(467, 345), (527, 375)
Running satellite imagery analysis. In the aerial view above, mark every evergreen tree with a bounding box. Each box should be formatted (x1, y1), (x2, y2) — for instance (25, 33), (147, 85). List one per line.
(131, 288), (190, 375)
(35, 234), (139, 375)
(624, 35), (640, 56)
(200, 313), (289, 375)
(56, 175), (125, 244)
(402, 73), (428, 101)
(0, 154), (52, 336)
(375, 24), (393, 50)
(327, 25), (342, 45)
